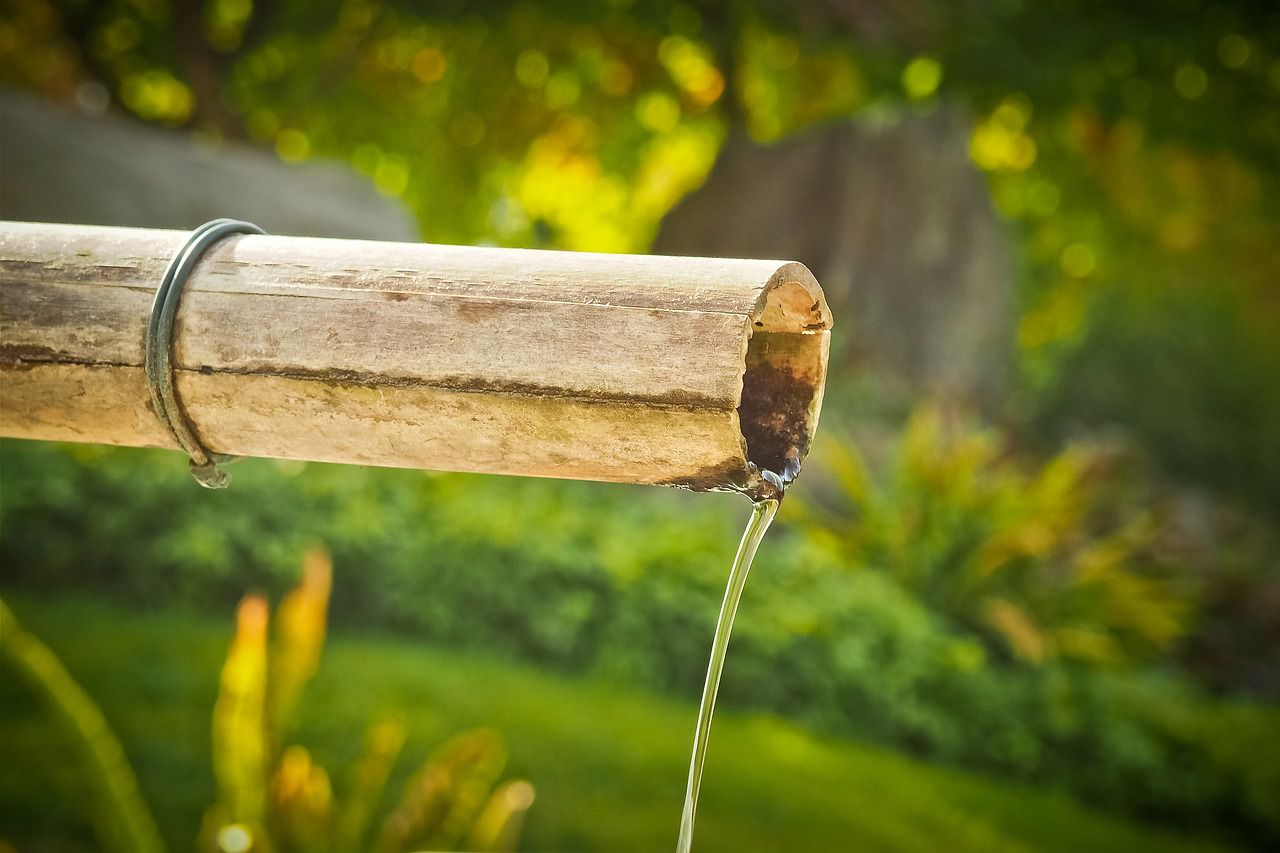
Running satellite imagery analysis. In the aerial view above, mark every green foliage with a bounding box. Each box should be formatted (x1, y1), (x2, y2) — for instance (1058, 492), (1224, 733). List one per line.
(1006, 108), (1280, 517)
(0, 598), (166, 853)
(2, 435), (1276, 838)
(197, 550), (534, 853)
(0, 551), (533, 853)
(0, 594), (1246, 853)
(795, 403), (1193, 666)
(1, 3), (1277, 839)
(1029, 285), (1280, 519)
(2, 0), (1277, 518)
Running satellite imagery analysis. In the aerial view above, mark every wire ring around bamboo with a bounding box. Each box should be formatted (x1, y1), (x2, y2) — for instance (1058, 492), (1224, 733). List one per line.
(145, 218), (265, 489)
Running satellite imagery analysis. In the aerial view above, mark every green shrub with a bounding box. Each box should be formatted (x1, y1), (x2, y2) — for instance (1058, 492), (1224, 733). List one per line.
(2, 435), (1277, 840)
(793, 404), (1194, 667)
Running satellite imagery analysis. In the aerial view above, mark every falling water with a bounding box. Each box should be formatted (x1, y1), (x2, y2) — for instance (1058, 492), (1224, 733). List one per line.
(676, 492), (781, 853)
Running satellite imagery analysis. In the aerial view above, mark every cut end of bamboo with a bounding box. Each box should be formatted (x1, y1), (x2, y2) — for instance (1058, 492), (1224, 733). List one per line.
(733, 263), (832, 498)
(747, 276), (829, 450)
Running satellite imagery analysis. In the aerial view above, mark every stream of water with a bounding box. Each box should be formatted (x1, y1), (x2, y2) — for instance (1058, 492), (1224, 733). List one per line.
(676, 495), (781, 853)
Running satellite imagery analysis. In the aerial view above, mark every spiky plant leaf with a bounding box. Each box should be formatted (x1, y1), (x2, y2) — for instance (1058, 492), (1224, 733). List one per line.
(270, 549), (331, 743)
(466, 779), (536, 853)
(0, 599), (165, 853)
(378, 729), (507, 853)
(211, 595), (271, 833)
(335, 718), (406, 852)
(269, 745), (333, 853)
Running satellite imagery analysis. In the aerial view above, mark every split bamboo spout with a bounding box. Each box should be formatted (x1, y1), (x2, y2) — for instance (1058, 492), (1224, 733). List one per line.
(0, 222), (832, 496)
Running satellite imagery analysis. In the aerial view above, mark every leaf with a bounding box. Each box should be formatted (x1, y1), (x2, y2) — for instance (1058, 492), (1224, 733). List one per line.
(378, 729), (507, 853)
(981, 597), (1049, 662)
(269, 745), (333, 853)
(212, 595), (271, 831)
(335, 718), (406, 851)
(823, 433), (873, 510)
(270, 549), (332, 743)
(466, 779), (536, 853)
(0, 598), (165, 853)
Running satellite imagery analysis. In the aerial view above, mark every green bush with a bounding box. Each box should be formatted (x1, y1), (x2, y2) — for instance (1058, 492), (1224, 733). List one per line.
(2, 436), (1277, 841)
(795, 404), (1195, 667)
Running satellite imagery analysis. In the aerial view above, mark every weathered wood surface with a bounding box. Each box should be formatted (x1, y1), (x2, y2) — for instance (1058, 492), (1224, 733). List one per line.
(0, 222), (831, 496)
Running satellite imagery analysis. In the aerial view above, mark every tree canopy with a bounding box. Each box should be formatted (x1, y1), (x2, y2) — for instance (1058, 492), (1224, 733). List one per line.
(4, 0), (1280, 511)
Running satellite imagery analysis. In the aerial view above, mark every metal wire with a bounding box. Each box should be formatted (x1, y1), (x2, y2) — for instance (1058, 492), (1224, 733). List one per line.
(145, 219), (265, 488)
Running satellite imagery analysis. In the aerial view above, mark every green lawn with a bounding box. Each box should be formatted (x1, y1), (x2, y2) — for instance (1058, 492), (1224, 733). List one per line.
(0, 594), (1235, 853)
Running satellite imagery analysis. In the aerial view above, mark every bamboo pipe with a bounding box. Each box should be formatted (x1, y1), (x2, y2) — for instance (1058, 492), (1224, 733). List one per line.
(0, 222), (831, 497)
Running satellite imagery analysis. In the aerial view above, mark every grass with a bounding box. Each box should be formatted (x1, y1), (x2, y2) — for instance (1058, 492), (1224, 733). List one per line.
(0, 594), (1237, 853)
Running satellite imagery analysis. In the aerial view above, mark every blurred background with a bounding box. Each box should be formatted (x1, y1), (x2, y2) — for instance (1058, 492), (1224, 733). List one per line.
(1, 0), (1279, 851)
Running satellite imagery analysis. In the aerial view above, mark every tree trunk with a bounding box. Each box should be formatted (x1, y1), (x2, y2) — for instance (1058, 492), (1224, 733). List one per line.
(655, 105), (1014, 404)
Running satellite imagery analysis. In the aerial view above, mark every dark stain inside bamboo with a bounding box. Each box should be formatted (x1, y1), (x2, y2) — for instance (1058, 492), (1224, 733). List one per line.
(738, 330), (823, 484)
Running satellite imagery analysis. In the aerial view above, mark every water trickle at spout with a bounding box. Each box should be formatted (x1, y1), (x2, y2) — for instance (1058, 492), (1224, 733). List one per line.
(676, 451), (798, 852)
